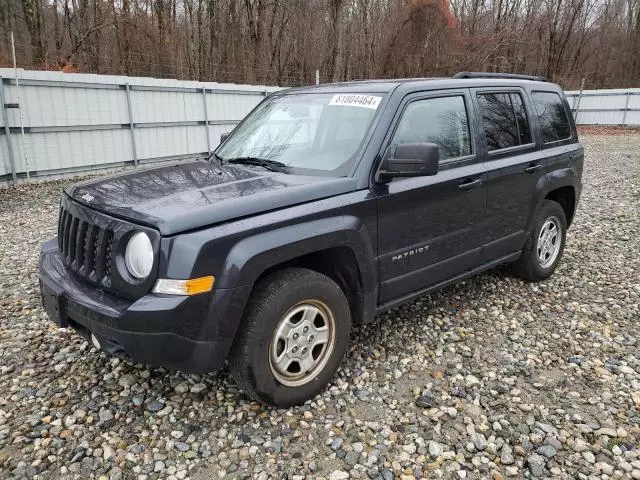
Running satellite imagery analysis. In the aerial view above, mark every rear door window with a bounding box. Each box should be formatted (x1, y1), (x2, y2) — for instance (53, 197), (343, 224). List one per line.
(511, 94), (531, 145)
(477, 92), (532, 152)
(531, 91), (571, 143)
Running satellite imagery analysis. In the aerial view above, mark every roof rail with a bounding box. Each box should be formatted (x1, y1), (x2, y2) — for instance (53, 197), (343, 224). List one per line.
(453, 72), (547, 82)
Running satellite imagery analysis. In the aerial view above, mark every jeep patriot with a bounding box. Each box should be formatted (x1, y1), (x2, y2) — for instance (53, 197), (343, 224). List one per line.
(39, 72), (583, 406)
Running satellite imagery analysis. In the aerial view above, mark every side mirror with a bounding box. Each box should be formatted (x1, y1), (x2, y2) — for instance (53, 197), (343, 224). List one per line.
(378, 142), (439, 180)
(220, 132), (231, 143)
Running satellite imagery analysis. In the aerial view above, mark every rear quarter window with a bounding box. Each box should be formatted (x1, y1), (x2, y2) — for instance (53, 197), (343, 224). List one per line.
(531, 91), (572, 143)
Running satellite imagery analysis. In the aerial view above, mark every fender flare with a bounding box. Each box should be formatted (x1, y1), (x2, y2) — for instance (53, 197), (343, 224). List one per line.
(215, 215), (377, 291)
(529, 167), (579, 227)
(539, 166), (579, 199)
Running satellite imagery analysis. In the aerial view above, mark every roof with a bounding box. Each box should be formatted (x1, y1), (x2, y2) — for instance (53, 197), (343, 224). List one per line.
(280, 74), (555, 95)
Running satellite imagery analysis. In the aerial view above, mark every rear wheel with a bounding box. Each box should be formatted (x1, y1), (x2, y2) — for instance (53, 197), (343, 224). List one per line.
(229, 268), (351, 407)
(513, 199), (567, 281)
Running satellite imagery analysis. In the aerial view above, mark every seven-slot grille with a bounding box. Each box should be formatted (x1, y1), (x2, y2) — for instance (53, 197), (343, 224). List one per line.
(58, 205), (114, 286)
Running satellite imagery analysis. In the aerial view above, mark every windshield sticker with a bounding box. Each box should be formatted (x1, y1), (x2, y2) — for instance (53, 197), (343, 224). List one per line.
(329, 94), (381, 110)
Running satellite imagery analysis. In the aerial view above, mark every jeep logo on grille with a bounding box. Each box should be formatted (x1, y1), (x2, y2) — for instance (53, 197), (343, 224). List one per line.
(80, 193), (94, 203)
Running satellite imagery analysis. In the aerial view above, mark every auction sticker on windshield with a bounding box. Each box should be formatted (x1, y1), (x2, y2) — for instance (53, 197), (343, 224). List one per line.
(329, 94), (381, 110)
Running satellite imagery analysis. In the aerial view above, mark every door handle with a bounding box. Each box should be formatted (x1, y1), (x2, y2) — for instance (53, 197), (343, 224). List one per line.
(525, 164), (544, 174)
(458, 179), (482, 191)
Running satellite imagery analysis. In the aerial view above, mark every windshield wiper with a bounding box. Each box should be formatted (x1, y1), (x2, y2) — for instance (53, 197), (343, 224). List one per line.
(225, 157), (288, 172)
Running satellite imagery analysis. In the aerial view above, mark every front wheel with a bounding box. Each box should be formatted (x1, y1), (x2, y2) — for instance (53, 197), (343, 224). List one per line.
(229, 268), (351, 407)
(512, 199), (567, 282)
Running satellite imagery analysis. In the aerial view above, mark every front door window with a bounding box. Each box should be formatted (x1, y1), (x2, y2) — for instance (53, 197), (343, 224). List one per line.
(390, 95), (472, 162)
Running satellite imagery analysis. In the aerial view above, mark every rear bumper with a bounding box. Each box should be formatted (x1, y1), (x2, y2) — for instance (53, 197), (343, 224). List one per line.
(38, 239), (252, 374)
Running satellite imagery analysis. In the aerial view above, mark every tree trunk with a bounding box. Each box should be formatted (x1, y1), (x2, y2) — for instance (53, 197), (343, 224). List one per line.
(21, 0), (46, 65)
(324, 0), (343, 82)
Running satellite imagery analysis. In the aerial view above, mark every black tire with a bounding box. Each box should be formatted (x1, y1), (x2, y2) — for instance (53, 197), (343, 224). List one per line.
(513, 199), (567, 282)
(229, 268), (351, 407)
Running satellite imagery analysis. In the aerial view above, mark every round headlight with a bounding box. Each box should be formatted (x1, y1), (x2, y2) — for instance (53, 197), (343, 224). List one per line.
(125, 232), (154, 279)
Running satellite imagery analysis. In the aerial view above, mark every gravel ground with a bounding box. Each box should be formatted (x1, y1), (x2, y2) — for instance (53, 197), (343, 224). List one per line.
(0, 134), (639, 480)
(577, 126), (640, 136)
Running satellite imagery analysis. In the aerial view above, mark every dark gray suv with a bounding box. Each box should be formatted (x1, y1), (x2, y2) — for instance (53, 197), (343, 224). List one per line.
(40, 72), (583, 406)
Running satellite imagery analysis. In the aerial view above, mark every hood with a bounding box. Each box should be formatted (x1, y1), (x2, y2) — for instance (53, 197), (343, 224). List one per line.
(66, 160), (357, 235)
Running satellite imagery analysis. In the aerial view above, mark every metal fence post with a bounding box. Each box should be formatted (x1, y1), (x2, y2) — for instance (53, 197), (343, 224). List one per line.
(574, 78), (585, 124)
(125, 83), (138, 167)
(622, 91), (631, 126)
(202, 87), (211, 154)
(0, 76), (18, 184)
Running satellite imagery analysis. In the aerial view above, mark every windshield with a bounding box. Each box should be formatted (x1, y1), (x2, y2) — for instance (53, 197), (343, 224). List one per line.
(216, 92), (384, 176)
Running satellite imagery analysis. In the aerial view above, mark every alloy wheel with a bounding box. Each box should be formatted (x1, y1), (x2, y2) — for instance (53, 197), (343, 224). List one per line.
(269, 300), (336, 387)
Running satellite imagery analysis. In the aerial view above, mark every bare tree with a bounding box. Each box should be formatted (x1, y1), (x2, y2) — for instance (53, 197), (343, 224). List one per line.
(20, 0), (46, 64)
(2, 0), (638, 88)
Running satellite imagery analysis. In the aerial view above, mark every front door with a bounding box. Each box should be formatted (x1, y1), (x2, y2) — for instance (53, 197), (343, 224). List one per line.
(374, 90), (487, 305)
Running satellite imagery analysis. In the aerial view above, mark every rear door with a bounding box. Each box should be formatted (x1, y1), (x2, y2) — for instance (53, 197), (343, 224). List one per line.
(472, 88), (546, 261)
(374, 90), (487, 304)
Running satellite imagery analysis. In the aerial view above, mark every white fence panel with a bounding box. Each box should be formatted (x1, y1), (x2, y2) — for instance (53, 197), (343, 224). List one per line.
(565, 88), (640, 126)
(134, 125), (208, 160)
(0, 69), (281, 184)
(132, 89), (204, 124)
(207, 93), (259, 122)
(17, 84), (129, 127)
(6, 72), (634, 185)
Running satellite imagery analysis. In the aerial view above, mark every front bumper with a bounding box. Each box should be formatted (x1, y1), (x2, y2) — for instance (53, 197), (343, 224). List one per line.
(38, 239), (252, 374)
